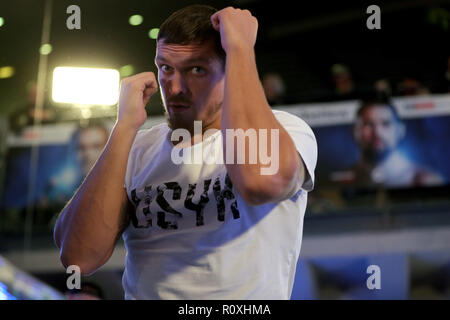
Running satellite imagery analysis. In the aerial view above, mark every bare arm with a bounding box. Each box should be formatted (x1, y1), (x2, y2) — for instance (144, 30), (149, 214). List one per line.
(211, 8), (304, 205)
(54, 72), (158, 275)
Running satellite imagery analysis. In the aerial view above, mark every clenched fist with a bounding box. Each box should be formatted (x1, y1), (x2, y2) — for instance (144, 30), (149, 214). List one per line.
(117, 72), (158, 131)
(211, 7), (258, 54)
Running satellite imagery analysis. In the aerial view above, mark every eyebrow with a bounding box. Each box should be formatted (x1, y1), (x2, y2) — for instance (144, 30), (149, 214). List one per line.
(155, 56), (211, 66)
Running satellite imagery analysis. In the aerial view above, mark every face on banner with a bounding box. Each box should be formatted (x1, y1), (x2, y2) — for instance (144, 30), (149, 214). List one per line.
(0, 122), (111, 231)
(353, 105), (405, 163)
(76, 126), (109, 177)
(277, 95), (450, 190)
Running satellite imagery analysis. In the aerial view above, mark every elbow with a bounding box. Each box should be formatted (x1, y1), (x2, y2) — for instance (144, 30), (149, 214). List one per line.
(59, 250), (98, 276)
(53, 220), (63, 250)
(59, 239), (108, 276)
(53, 205), (71, 250)
(53, 209), (97, 275)
(238, 173), (294, 206)
(231, 155), (301, 205)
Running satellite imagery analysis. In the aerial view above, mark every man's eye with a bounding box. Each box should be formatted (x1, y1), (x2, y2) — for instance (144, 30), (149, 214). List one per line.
(161, 65), (172, 72)
(192, 67), (205, 75)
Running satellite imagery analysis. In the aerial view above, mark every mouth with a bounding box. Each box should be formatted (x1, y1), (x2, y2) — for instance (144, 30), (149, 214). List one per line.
(168, 103), (190, 112)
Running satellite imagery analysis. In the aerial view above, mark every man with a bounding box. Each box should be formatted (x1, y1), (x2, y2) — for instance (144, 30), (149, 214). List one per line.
(325, 63), (372, 102)
(331, 64), (355, 98)
(43, 122), (109, 204)
(75, 123), (110, 178)
(8, 81), (55, 134)
(341, 100), (443, 188)
(39, 122), (110, 229)
(54, 5), (317, 299)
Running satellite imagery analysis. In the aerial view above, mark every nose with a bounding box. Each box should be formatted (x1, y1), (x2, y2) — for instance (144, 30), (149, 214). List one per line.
(168, 72), (188, 96)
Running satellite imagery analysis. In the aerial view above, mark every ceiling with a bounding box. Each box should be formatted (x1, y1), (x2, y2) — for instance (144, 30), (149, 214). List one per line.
(0, 0), (449, 119)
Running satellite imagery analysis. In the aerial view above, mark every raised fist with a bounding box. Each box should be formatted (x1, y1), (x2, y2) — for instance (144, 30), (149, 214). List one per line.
(117, 72), (158, 131)
(211, 7), (258, 54)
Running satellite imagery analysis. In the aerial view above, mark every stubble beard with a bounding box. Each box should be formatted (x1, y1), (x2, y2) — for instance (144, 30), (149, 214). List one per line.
(164, 101), (222, 135)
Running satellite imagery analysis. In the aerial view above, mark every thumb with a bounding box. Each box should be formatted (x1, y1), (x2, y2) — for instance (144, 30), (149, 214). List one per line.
(143, 85), (157, 106)
(210, 12), (221, 31)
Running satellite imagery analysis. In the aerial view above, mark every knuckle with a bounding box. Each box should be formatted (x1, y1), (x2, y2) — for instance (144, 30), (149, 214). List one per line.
(128, 80), (141, 90)
(128, 79), (138, 86)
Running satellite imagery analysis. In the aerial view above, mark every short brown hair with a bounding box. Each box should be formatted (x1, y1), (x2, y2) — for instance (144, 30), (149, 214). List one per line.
(157, 5), (226, 67)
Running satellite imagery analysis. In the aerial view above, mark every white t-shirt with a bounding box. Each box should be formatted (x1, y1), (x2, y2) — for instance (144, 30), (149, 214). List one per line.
(122, 110), (318, 299)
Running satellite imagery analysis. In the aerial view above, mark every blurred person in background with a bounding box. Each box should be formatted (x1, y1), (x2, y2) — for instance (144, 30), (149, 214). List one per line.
(336, 97), (444, 188)
(396, 76), (430, 96)
(1, 121), (109, 232)
(42, 122), (110, 229)
(74, 122), (110, 178)
(45, 121), (110, 200)
(436, 55), (450, 93)
(374, 78), (393, 99)
(327, 63), (370, 102)
(332, 63), (354, 97)
(8, 81), (55, 135)
(262, 72), (287, 106)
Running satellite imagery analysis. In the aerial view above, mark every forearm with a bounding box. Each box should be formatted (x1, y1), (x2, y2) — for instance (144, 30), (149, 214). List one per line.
(54, 123), (136, 273)
(221, 48), (300, 202)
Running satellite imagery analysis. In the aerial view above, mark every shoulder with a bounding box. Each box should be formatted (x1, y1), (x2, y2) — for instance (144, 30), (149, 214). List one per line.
(132, 122), (169, 150)
(125, 122), (169, 187)
(272, 109), (315, 136)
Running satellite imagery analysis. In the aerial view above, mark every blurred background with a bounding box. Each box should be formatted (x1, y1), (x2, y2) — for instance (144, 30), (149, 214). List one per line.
(0, 0), (450, 300)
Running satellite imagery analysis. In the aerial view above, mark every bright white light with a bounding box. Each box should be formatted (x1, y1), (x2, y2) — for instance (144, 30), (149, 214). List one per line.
(52, 67), (119, 105)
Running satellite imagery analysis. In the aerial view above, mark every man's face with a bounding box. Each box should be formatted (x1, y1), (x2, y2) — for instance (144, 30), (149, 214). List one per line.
(77, 127), (108, 176)
(354, 105), (404, 162)
(155, 39), (225, 133)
